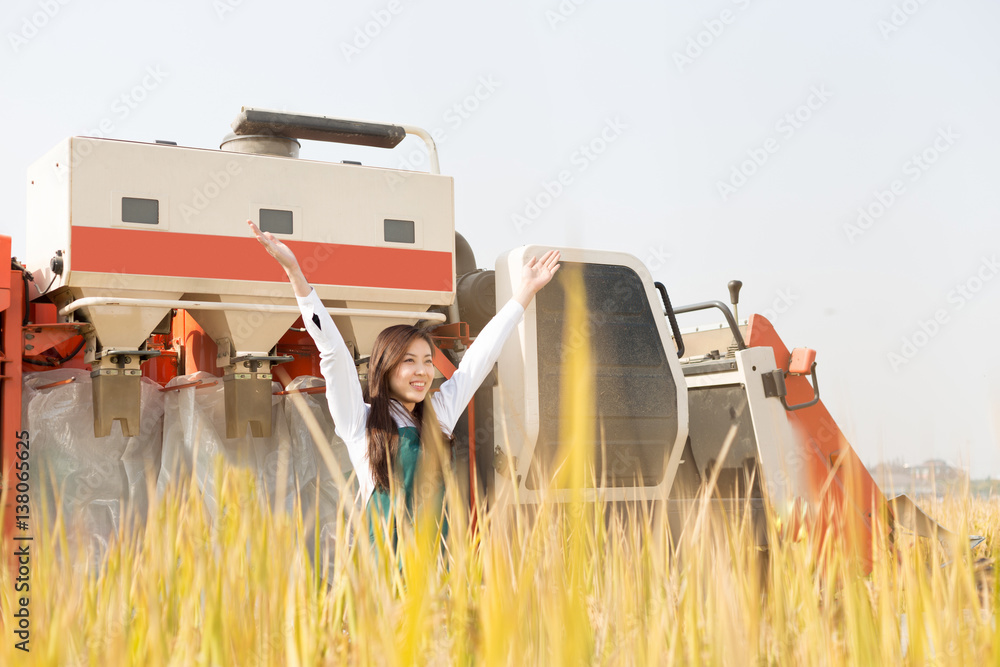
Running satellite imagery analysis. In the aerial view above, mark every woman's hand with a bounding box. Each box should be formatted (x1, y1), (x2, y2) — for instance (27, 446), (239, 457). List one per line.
(248, 220), (312, 297)
(514, 249), (561, 309)
(248, 220), (300, 272)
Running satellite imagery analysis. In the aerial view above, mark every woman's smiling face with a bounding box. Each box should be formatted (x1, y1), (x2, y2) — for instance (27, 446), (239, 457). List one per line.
(388, 337), (434, 411)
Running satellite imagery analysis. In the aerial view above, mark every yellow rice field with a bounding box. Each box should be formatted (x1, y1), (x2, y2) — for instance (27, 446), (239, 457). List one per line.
(1, 276), (996, 666)
(0, 463), (996, 666)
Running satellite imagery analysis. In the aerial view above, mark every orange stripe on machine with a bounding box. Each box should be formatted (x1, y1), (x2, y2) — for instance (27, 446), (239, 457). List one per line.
(70, 227), (453, 291)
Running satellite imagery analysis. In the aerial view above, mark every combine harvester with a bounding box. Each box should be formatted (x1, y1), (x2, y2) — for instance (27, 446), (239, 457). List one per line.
(0, 109), (965, 570)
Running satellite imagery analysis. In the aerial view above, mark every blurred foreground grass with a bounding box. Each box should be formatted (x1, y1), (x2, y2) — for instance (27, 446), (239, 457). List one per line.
(0, 468), (996, 666)
(2, 272), (997, 666)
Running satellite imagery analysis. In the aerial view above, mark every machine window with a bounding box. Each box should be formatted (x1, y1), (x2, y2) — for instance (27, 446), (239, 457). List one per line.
(260, 209), (294, 235)
(384, 219), (415, 243)
(121, 197), (159, 224)
(529, 262), (676, 489)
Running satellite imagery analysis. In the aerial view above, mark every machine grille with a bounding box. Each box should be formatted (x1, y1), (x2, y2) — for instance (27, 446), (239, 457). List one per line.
(528, 262), (678, 489)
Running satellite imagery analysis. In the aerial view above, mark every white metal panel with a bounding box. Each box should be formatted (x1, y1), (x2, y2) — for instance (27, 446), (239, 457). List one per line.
(25, 135), (457, 357)
(735, 347), (812, 518)
(27, 137), (455, 307)
(26, 139), (71, 298)
(492, 246), (690, 505)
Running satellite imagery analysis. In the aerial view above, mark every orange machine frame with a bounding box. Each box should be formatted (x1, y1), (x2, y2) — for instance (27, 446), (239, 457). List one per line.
(747, 314), (892, 571)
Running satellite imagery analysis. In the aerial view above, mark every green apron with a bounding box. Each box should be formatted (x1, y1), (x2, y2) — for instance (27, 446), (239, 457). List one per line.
(366, 426), (449, 547)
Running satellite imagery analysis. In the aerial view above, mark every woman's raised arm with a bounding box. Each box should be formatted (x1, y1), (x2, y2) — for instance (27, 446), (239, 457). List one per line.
(248, 221), (368, 447)
(248, 220), (312, 297)
(432, 250), (560, 432)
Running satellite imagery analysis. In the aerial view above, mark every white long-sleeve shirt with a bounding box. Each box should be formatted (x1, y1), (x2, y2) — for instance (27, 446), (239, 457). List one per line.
(295, 287), (525, 504)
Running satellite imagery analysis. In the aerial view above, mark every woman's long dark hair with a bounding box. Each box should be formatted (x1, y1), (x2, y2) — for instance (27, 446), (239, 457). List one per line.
(365, 324), (447, 491)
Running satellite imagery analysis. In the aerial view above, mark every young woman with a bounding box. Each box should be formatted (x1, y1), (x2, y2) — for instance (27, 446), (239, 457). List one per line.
(248, 221), (560, 538)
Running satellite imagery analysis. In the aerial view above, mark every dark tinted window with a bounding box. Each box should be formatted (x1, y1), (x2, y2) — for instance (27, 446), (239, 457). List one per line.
(384, 219), (415, 243)
(260, 209), (293, 235)
(528, 262), (678, 489)
(122, 197), (158, 224)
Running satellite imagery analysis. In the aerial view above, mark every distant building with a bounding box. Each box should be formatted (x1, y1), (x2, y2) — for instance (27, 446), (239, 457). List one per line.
(870, 459), (968, 497)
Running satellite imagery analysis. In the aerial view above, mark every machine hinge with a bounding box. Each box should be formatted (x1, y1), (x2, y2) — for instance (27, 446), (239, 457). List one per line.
(494, 446), (521, 484)
(761, 369), (787, 399)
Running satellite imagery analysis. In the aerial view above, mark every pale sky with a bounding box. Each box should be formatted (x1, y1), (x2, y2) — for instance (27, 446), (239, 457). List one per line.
(2, 0), (998, 475)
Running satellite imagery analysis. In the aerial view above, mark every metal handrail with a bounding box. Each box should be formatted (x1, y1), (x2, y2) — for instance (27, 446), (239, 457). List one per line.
(653, 282), (685, 358)
(58, 297), (446, 323)
(672, 300), (747, 350)
(231, 107), (440, 174)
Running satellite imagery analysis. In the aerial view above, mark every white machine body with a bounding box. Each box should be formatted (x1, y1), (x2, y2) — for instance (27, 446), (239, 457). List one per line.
(26, 136), (455, 356)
